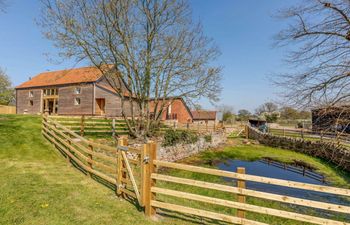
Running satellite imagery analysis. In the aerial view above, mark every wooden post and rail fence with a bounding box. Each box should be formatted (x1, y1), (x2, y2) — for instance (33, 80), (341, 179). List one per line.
(267, 127), (350, 143)
(42, 115), (350, 225)
(48, 115), (129, 137)
(160, 121), (224, 133)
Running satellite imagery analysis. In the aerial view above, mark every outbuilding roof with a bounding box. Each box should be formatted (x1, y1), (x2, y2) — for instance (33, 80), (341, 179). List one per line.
(191, 110), (217, 120)
(16, 66), (104, 89)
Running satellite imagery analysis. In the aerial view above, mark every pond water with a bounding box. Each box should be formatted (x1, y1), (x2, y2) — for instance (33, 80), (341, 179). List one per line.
(217, 159), (350, 207)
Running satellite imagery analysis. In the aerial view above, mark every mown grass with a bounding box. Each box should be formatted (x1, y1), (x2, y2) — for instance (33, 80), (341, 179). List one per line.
(0, 114), (196, 225)
(1, 115), (349, 225)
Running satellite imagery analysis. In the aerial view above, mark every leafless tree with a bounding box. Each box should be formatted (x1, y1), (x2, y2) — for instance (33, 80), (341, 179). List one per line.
(255, 102), (278, 115)
(0, 0), (7, 12)
(273, 0), (350, 109)
(39, 0), (221, 138)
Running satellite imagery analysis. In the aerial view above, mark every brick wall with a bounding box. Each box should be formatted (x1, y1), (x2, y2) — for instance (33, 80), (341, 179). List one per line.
(150, 99), (192, 123)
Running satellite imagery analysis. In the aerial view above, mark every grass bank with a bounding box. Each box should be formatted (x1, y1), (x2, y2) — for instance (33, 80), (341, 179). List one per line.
(0, 115), (189, 225)
(156, 138), (350, 224)
(188, 138), (350, 187)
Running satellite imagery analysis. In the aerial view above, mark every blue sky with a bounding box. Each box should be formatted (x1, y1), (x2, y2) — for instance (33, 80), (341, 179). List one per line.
(0, 0), (297, 112)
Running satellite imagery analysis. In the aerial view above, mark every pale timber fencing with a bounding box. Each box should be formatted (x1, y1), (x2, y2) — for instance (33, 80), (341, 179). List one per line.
(0, 105), (16, 114)
(144, 158), (350, 225)
(42, 115), (350, 224)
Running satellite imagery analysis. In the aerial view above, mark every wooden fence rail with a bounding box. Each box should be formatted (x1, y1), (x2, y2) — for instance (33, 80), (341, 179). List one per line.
(42, 115), (143, 205)
(160, 121), (224, 133)
(145, 159), (350, 225)
(42, 116), (350, 224)
(48, 115), (129, 136)
(268, 127), (350, 142)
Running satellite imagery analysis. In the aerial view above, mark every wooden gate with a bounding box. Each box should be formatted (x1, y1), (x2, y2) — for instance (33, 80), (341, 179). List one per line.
(42, 115), (144, 205)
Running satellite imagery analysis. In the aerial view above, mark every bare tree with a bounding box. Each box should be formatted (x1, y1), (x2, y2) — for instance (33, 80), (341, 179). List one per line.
(39, 0), (221, 138)
(217, 104), (235, 122)
(273, 0), (350, 109)
(0, 0), (7, 12)
(255, 102), (278, 115)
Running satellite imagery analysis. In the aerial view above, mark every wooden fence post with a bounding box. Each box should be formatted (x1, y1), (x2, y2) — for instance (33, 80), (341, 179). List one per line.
(116, 138), (124, 196)
(236, 167), (246, 219)
(42, 114), (47, 132)
(80, 115), (85, 136)
(301, 129), (304, 139)
(145, 141), (157, 217)
(117, 138), (128, 196)
(88, 144), (93, 177)
(112, 118), (116, 138)
(141, 142), (151, 207)
(245, 125), (249, 139)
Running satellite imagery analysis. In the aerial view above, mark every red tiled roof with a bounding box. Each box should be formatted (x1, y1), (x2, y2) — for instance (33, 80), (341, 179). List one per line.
(191, 110), (217, 120)
(16, 66), (104, 89)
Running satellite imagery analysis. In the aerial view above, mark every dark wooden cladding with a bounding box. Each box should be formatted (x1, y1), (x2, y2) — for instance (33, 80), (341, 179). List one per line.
(16, 81), (139, 116)
(58, 83), (94, 115)
(95, 85), (122, 116)
(16, 88), (42, 114)
(15, 67), (144, 117)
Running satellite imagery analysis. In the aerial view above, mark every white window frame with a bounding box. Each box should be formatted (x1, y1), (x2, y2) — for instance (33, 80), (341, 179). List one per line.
(74, 98), (81, 105)
(74, 87), (81, 94)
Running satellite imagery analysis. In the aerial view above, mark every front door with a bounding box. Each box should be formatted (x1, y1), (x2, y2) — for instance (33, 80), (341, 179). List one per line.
(43, 99), (57, 114)
(96, 98), (105, 115)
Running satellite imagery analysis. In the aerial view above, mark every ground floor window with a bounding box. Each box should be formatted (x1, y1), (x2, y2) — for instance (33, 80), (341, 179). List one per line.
(74, 98), (81, 105)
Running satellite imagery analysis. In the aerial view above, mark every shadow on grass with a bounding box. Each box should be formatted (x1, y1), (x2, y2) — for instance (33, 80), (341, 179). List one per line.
(53, 143), (143, 212)
(156, 207), (230, 225)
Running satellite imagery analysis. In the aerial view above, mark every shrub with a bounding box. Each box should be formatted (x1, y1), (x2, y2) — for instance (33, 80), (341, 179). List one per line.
(162, 129), (198, 147)
(204, 135), (212, 143)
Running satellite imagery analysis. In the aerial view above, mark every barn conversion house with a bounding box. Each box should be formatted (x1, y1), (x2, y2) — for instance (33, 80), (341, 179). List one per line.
(15, 66), (134, 116)
(16, 66), (219, 125)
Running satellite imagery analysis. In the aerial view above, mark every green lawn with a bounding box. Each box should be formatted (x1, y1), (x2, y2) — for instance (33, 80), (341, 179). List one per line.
(0, 115), (349, 225)
(0, 115), (189, 225)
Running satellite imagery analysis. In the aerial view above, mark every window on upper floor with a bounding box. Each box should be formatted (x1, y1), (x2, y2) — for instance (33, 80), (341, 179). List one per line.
(29, 91), (34, 97)
(43, 88), (58, 96)
(74, 98), (81, 105)
(74, 87), (81, 94)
